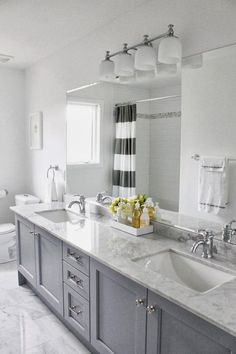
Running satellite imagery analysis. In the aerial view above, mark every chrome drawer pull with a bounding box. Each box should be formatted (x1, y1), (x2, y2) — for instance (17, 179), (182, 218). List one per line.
(30, 231), (35, 235)
(76, 279), (84, 289)
(69, 274), (84, 289)
(68, 252), (84, 265)
(76, 256), (84, 265)
(146, 305), (156, 314)
(69, 306), (82, 316)
(135, 298), (144, 307)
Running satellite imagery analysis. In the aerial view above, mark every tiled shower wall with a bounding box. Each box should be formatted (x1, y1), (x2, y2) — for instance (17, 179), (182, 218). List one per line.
(136, 85), (181, 211)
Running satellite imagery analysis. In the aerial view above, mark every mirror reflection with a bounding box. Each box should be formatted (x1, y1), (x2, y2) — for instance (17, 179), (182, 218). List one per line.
(67, 43), (236, 230)
(66, 68), (181, 212)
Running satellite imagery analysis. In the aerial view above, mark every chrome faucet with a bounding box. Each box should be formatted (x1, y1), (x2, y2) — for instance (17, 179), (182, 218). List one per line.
(68, 195), (86, 214)
(191, 229), (217, 259)
(96, 192), (112, 205)
(222, 220), (236, 243)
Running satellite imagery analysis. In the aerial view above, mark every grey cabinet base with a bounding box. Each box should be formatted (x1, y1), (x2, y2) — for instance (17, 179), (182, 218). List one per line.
(90, 259), (147, 354)
(15, 216), (236, 354)
(147, 290), (236, 354)
(18, 270), (26, 286)
(15, 216), (37, 287)
(19, 274), (99, 354)
(35, 227), (63, 316)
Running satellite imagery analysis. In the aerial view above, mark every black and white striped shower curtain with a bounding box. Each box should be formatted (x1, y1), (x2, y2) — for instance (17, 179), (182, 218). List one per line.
(112, 104), (136, 198)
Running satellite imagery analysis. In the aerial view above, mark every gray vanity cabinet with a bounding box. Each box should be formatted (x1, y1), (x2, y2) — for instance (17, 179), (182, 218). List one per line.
(15, 216), (37, 286)
(35, 226), (63, 315)
(146, 290), (236, 354)
(15, 215), (236, 354)
(90, 259), (147, 354)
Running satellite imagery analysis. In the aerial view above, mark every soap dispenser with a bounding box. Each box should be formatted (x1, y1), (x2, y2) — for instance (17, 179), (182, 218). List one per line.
(140, 206), (150, 227)
(154, 202), (162, 221)
(132, 202), (141, 228)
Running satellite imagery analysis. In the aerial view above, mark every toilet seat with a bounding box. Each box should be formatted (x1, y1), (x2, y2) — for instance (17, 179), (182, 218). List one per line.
(0, 223), (15, 235)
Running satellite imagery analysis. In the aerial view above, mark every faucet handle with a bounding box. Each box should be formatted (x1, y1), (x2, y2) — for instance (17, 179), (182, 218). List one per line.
(222, 220), (236, 242)
(197, 229), (214, 240)
(96, 191), (106, 202)
(229, 220), (236, 231)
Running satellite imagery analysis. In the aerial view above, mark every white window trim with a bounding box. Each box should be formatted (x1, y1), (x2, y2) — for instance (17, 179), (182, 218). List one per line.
(66, 97), (103, 167)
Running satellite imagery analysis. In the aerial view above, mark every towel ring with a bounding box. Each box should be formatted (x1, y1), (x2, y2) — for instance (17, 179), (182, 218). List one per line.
(47, 165), (59, 179)
(191, 154), (200, 161)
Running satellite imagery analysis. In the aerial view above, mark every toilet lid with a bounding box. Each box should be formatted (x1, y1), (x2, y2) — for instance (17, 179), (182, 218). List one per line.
(0, 223), (15, 235)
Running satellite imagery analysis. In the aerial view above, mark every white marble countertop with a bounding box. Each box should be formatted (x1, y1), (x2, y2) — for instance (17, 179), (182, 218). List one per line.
(11, 202), (236, 338)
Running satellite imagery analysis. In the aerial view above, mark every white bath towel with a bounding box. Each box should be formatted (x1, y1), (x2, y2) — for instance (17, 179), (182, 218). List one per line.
(198, 156), (229, 214)
(45, 178), (58, 203)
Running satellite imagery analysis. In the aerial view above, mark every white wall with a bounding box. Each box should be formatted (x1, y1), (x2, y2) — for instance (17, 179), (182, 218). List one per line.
(179, 45), (236, 223)
(0, 67), (26, 223)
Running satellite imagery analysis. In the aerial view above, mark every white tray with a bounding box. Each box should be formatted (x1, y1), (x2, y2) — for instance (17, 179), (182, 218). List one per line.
(111, 221), (153, 236)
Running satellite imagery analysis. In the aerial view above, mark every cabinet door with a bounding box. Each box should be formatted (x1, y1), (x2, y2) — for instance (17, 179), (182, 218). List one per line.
(90, 259), (147, 354)
(147, 290), (236, 354)
(64, 283), (90, 341)
(35, 226), (63, 315)
(15, 216), (36, 286)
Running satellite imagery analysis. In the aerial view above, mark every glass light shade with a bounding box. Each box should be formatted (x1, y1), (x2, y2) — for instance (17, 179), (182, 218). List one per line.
(135, 45), (156, 71)
(156, 63), (177, 75)
(115, 53), (134, 77)
(158, 36), (182, 64)
(99, 59), (115, 80)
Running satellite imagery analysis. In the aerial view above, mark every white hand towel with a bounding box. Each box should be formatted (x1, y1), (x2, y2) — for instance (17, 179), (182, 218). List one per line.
(198, 156), (229, 214)
(45, 178), (58, 203)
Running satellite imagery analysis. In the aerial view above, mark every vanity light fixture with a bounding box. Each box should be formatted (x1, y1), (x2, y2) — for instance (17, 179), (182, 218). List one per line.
(134, 35), (156, 71)
(99, 24), (181, 81)
(115, 43), (134, 77)
(158, 25), (182, 64)
(99, 51), (115, 80)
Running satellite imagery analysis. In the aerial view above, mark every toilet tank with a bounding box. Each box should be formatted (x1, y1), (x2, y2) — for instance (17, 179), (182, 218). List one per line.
(15, 194), (40, 205)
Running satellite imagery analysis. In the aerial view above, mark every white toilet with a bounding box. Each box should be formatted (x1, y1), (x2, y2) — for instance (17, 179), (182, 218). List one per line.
(0, 194), (40, 264)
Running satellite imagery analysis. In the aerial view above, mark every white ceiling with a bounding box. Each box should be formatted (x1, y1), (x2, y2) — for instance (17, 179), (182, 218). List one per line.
(0, 0), (236, 69)
(0, 0), (148, 68)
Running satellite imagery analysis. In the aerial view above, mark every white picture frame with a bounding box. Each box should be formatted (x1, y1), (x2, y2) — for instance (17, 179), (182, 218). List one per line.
(29, 112), (43, 150)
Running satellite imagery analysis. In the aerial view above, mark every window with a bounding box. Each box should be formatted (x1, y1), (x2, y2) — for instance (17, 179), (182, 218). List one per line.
(66, 100), (101, 165)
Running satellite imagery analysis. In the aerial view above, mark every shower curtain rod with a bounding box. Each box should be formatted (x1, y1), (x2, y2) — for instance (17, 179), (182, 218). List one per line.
(115, 94), (181, 107)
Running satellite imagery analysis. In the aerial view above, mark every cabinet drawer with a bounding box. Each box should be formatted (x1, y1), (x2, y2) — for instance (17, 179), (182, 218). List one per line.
(63, 261), (89, 300)
(64, 283), (90, 341)
(63, 243), (89, 275)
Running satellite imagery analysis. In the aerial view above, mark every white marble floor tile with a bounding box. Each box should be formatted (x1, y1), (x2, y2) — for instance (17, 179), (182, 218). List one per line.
(0, 262), (91, 354)
(27, 334), (91, 354)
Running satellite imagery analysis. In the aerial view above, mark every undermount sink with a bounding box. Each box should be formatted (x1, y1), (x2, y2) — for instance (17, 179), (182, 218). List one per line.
(36, 209), (84, 224)
(132, 249), (235, 293)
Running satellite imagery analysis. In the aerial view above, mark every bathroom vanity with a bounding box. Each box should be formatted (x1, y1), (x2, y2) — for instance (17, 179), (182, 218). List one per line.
(11, 203), (236, 354)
